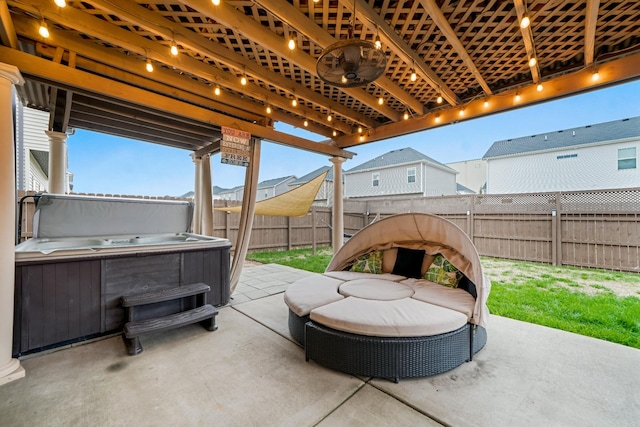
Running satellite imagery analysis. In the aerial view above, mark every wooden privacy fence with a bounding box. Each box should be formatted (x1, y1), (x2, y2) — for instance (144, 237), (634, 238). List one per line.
(17, 188), (640, 272)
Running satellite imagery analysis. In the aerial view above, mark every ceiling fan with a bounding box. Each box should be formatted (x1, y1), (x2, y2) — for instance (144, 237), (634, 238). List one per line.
(316, 4), (387, 88)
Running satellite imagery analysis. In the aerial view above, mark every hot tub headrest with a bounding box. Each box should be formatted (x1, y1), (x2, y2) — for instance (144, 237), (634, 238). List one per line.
(33, 194), (193, 238)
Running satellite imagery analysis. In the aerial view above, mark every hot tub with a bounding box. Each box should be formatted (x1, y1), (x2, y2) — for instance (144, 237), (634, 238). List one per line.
(14, 195), (231, 356)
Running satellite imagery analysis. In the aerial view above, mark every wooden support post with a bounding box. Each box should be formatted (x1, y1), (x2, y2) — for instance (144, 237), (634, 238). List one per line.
(311, 206), (317, 256)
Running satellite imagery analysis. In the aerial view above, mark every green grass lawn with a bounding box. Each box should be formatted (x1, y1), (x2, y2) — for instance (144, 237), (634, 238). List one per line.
(247, 248), (640, 349)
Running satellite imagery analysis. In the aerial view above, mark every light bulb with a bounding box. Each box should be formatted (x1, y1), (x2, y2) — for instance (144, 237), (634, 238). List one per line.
(327, 113), (332, 122)
(170, 42), (178, 56)
(332, 130), (337, 137)
(378, 95), (384, 105)
(459, 108), (465, 117)
(341, 75), (348, 84)
(54, 0), (66, 7)
(374, 35), (381, 50)
(591, 70), (600, 81)
(515, 92), (521, 102)
(359, 134), (364, 142)
(303, 119), (308, 127)
(410, 69), (417, 82)
(435, 114), (441, 123)
(291, 98), (297, 107)
(436, 94), (443, 104)
(214, 85), (221, 96)
(403, 111), (409, 120)
(212, 0), (221, 5)
(240, 75), (247, 85)
(146, 59), (153, 72)
(288, 33), (296, 50)
(537, 83), (543, 92)
(266, 105), (272, 114)
(39, 21), (49, 38)
(528, 57), (536, 67)
(357, 126), (363, 133)
(483, 99), (489, 108)
(520, 14), (530, 29)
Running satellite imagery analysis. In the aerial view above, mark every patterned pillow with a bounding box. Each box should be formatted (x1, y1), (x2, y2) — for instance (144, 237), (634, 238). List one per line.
(349, 250), (383, 274)
(424, 254), (462, 287)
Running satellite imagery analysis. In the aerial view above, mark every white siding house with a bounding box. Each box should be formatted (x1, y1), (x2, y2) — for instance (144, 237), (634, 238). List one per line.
(287, 166), (335, 206)
(446, 159), (486, 194)
(217, 185), (244, 201)
(256, 176), (296, 201)
(483, 117), (640, 194)
(344, 147), (457, 198)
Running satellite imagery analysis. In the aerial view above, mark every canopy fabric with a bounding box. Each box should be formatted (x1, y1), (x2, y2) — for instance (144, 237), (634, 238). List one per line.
(325, 213), (490, 328)
(217, 170), (329, 217)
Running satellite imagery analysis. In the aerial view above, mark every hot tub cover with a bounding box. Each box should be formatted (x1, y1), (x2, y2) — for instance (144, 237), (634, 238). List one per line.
(326, 213), (490, 327)
(32, 194), (193, 238)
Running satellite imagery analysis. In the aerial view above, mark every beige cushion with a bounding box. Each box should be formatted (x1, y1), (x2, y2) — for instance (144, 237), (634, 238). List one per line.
(402, 279), (476, 320)
(382, 248), (435, 276)
(339, 279), (414, 300)
(310, 297), (468, 337)
(284, 274), (344, 317)
(323, 271), (406, 282)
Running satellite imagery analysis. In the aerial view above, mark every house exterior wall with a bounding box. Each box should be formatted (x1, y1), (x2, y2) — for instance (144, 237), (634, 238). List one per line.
(423, 164), (457, 196)
(15, 100), (50, 191)
(345, 163), (425, 198)
(28, 152), (48, 192)
(256, 177), (296, 201)
(486, 138), (640, 193)
(447, 159), (487, 193)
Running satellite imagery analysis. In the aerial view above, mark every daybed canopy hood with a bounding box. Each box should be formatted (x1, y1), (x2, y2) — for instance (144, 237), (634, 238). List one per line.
(326, 212), (489, 326)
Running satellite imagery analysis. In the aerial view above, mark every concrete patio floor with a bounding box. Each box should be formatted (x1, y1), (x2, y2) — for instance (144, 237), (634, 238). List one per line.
(1, 264), (639, 426)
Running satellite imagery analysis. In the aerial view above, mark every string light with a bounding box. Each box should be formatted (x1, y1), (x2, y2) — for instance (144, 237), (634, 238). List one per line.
(483, 99), (489, 108)
(528, 57), (537, 67)
(266, 104), (272, 114)
(459, 108), (465, 117)
(240, 73), (247, 85)
(436, 93), (443, 104)
(410, 68), (417, 82)
(520, 14), (530, 29)
(54, 0), (66, 7)
(378, 94), (384, 105)
(211, 0), (221, 5)
(170, 41), (179, 56)
(303, 119), (309, 127)
(357, 126), (363, 133)
(537, 83), (544, 92)
(435, 113), (441, 123)
(145, 58), (153, 72)
(288, 31), (296, 50)
(403, 111), (410, 120)
(327, 112), (332, 122)
(38, 19), (49, 38)
(332, 130), (337, 137)
(591, 70), (600, 81)
(375, 34), (381, 50)
(291, 97), (297, 107)
(214, 85), (221, 96)
(359, 134), (365, 142)
(515, 91), (521, 102)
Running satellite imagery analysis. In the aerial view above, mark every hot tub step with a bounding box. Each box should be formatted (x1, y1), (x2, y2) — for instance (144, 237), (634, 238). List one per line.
(121, 282), (211, 307)
(123, 305), (218, 355)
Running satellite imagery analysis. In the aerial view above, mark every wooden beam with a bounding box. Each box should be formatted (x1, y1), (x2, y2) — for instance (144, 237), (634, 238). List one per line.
(0, 0), (18, 48)
(11, 0), (355, 134)
(180, 0), (399, 123)
(0, 46), (354, 159)
(193, 140), (222, 158)
(418, 0), (492, 95)
(256, 0), (425, 114)
(83, 0), (373, 130)
(513, 0), (541, 84)
(335, 51), (640, 147)
(584, 0), (600, 66)
(352, 0), (459, 107)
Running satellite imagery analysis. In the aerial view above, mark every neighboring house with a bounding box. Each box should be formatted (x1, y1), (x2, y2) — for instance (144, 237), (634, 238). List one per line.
(212, 185), (226, 200)
(456, 183), (475, 195)
(446, 159), (486, 194)
(217, 185), (244, 201)
(256, 176), (296, 201)
(483, 117), (640, 194)
(344, 147), (457, 198)
(14, 94), (73, 193)
(287, 166), (335, 206)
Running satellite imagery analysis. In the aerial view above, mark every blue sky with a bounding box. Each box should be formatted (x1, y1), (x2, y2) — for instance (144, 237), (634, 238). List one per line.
(67, 80), (640, 197)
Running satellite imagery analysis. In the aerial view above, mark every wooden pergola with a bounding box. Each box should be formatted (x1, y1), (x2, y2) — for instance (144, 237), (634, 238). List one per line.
(1, 0), (639, 385)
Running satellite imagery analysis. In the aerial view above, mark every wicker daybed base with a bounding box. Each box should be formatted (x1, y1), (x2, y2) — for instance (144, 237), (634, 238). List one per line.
(288, 309), (487, 382)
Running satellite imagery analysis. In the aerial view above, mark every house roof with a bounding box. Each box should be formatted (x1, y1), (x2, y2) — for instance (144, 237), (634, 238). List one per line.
(483, 116), (640, 159)
(212, 185), (227, 195)
(219, 185), (244, 194)
(258, 176), (296, 189)
(346, 147), (454, 173)
(290, 166), (333, 184)
(456, 183), (475, 194)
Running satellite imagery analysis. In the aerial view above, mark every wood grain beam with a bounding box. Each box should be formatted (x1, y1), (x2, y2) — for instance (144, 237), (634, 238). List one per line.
(0, 0), (18, 48)
(335, 51), (640, 148)
(0, 46), (354, 158)
(256, 0), (425, 114)
(10, 0), (355, 134)
(351, 0), (459, 106)
(418, 0), (492, 95)
(584, 0), (600, 66)
(84, 0), (372, 130)
(513, 0), (541, 84)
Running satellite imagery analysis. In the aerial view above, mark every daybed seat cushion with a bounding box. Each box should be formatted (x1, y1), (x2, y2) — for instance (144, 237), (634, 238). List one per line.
(309, 297), (468, 337)
(339, 279), (414, 300)
(284, 274), (344, 317)
(323, 271), (406, 282)
(402, 279), (477, 320)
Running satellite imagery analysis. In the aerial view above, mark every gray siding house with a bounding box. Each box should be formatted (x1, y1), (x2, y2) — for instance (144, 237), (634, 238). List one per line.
(256, 176), (296, 201)
(483, 117), (640, 194)
(287, 166), (334, 206)
(344, 147), (457, 198)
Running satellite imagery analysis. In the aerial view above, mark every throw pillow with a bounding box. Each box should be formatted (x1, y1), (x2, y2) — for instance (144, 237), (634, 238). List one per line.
(391, 247), (426, 279)
(424, 254), (463, 288)
(349, 250), (383, 274)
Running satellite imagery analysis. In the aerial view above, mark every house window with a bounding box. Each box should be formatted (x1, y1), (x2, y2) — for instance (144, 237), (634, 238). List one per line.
(618, 147), (636, 170)
(407, 167), (416, 183)
(372, 173), (379, 187)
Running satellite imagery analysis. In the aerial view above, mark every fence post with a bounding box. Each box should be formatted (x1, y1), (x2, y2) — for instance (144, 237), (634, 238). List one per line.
(551, 209), (558, 265)
(555, 192), (562, 266)
(287, 215), (292, 250)
(224, 201), (231, 240)
(311, 206), (317, 255)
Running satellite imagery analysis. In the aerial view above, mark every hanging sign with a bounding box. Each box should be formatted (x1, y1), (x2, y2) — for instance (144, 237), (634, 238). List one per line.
(220, 127), (251, 167)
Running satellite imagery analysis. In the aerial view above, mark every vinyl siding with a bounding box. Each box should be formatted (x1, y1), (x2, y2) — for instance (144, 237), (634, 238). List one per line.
(447, 159), (487, 194)
(423, 165), (457, 196)
(345, 163), (424, 198)
(486, 140), (640, 193)
(15, 99), (50, 191)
